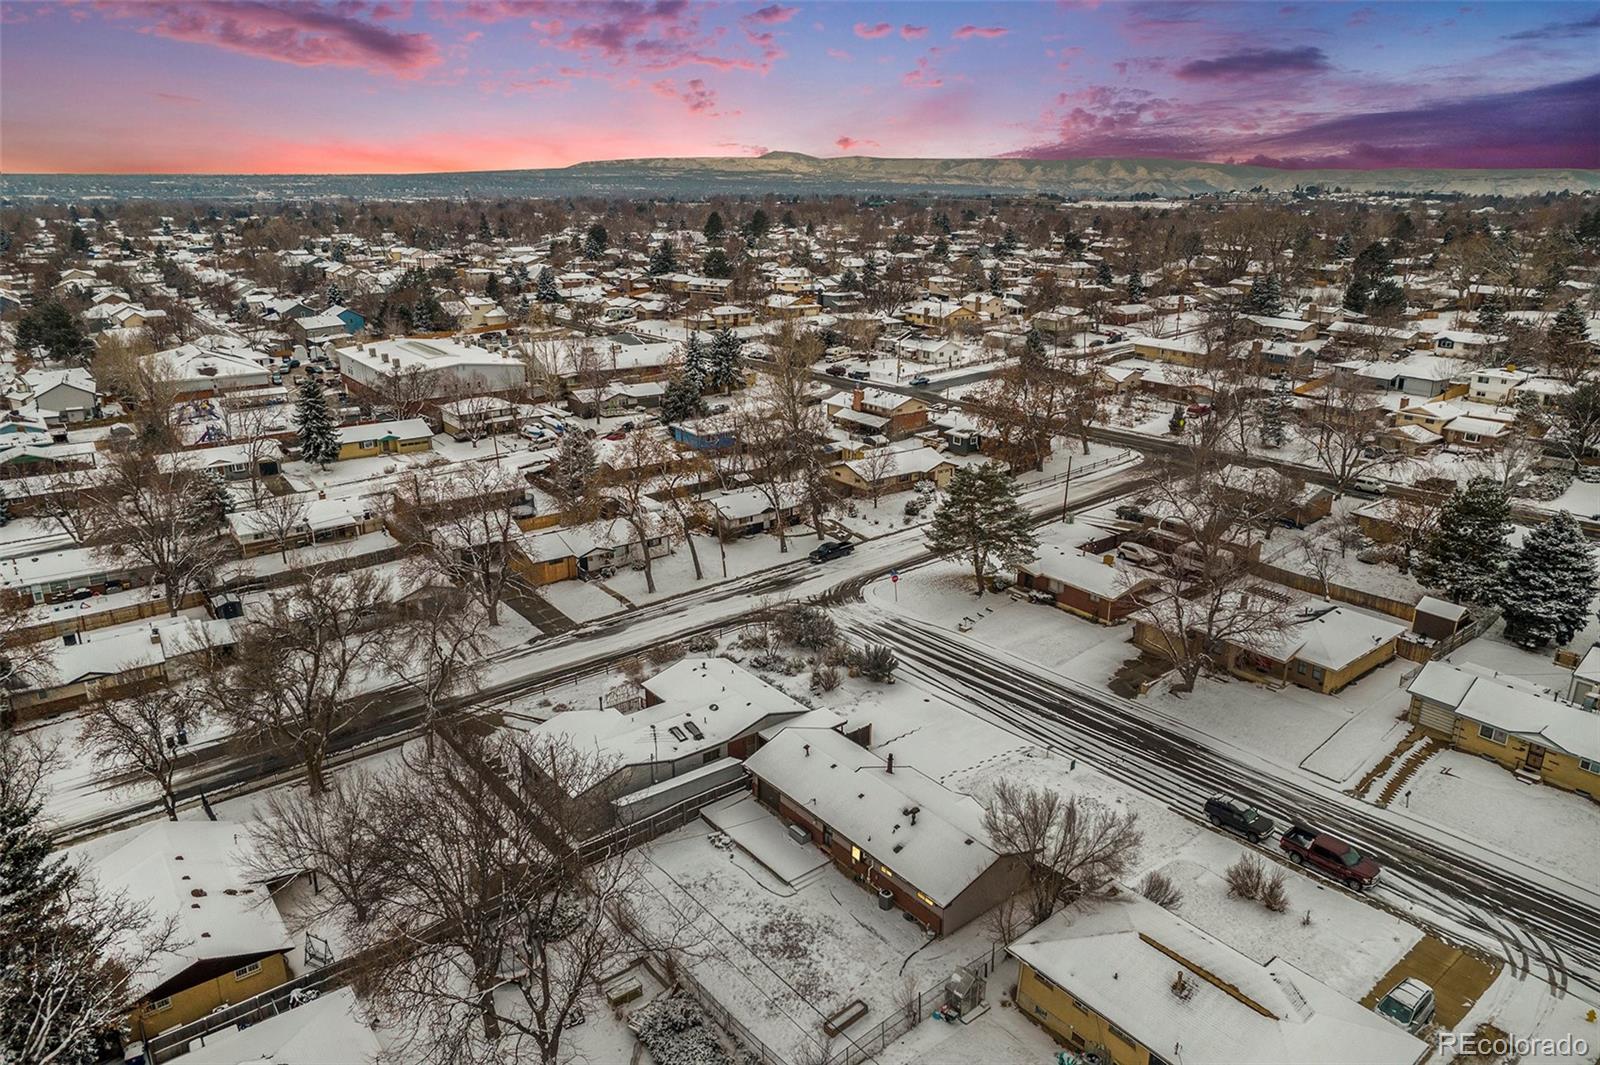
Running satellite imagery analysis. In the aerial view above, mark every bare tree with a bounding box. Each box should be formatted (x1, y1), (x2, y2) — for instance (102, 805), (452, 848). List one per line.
(249, 491), (311, 563)
(246, 769), (391, 926)
(203, 564), (397, 793)
(1299, 374), (1400, 491)
(221, 403), (284, 506)
(601, 430), (678, 594)
(0, 727), (62, 809)
(857, 446), (899, 509)
(981, 780), (1142, 926)
(403, 460), (526, 626)
(78, 686), (204, 820)
(354, 733), (679, 1065)
(386, 582), (492, 749)
(0, 590), (54, 725)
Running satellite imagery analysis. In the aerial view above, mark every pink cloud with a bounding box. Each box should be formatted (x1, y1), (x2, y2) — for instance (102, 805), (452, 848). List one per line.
(853, 21), (893, 39)
(747, 3), (797, 24)
(835, 136), (879, 152)
(903, 55), (942, 89)
(93, 0), (441, 77)
(651, 76), (723, 114)
(952, 24), (1008, 39)
(900, 24), (927, 39)
(826, 47), (850, 60)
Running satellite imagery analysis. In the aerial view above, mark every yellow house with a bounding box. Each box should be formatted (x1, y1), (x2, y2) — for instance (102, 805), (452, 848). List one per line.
(1011, 893), (1429, 1065)
(1129, 335), (1208, 367)
(98, 821), (295, 1041)
(902, 299), (978, 329)
(1406, 659), (1600, 796)
(333, 417), (435, 461)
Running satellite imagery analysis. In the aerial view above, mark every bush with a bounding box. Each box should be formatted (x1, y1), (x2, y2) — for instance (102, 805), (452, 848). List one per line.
(647, 641), (686, 667)
(1138, 870), (1184, 911)
(1261, 870), (1289, 913)
(633, 990), (756, 1065)
(1224, 855), (1267, 900)
(860, 643), (899, 682)
(685, 633), (719, 654)
(772, 603), (838, 650)
(811, 665), (842, 692)
(734, 628), (770, 652)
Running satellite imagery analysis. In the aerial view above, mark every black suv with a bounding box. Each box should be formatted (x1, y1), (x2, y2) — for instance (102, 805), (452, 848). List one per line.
(808, 540), (855, 563)
(1203, 795), (1275, 843)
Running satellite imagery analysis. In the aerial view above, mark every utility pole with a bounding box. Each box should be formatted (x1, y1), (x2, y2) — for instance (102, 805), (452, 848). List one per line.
(1061, 453), (1074, 522)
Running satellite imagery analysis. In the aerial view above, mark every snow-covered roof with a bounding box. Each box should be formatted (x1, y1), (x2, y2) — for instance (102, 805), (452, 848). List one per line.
(1287, 608), (1406, 670)
(841, 445), (951, 481)
(742, 727), (1003, 907)
(178, 987), (381, 1065)
(334, 418), (433, 445)
(96, 820), (293, 996)
(1408, 659), (1600, 760)
(1010, 893), (1428, 1065)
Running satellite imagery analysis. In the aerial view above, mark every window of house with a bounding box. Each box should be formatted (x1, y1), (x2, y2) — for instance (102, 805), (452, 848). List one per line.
(1312, 667), (1325, 682)
(1295, 662), (1307, 675)
(1478, 724), (1509, 745)
(1031, 969), (1058, 992)
(233, 961), (262, 980)
(1071, 997), (1092, 1015)
(1107, 1024), (1136, 1047)
(1579, 758), (1600, 776)
(151, 997), (173, 1013)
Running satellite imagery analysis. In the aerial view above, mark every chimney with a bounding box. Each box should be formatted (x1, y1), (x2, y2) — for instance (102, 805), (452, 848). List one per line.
(1399, 396), (1409, 410)
(909, 806), (919, 826)
(1251, 339), (1262, 354)
(886, 752), (894, 774)
(803, 743), (811, 758)
(852, 387), (865, 413)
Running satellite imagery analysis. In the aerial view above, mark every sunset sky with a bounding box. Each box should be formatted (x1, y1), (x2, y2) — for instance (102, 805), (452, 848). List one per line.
(2, 1), (1596, 174)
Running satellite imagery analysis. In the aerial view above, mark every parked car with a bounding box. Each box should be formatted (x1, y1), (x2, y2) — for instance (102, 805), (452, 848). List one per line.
(1186, 403), (1212, 416)
(1203, 795), (1275, 843)
(1114, 502), (1146, 522)
(1278, 825), (1381, 891)
(847, 369), (871, 381)
(1375, 979), (1436, 1032)
(1347, 477), (1389, 497)
(520, 425), (548, 442)
(1024, 589), (1056, 605)
(908, 375), (931, 387)
(808, 540), (855, 563)
(604, 431), (626, 440)
(826, 364), (849, 376)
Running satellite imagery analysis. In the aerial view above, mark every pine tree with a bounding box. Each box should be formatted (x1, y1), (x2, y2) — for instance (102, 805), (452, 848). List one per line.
(16, 301), (93, 365)
(295, 375), (340, 469)
(536, 266), (560, 303)
(660, 374), (706, 425)
(1547, 300), (1589, 366)
(1126, 266), (1147, 303)
(861, 258), (879, 291)
(1416, 477), (1512, 604)
(551, 431), (596, 514)
(925, 464), (1040, 597)
(1499, 511), (1597, 648)
(1342, 278), (1371, 314)
(0, 483), (9, 528)
(1248, 273), (1284, 316)
(194, 469), (234, 532)
(841, 267), (860, 292)
(1023, 327), (1047, 366)
(931, 236), (949, 261)
(988, 263), (1004, 295)
(648, 240), (677, 276)
(1095, 260), (1114, 287)
(703, 211), (725, 240)
(702, 248), (730, 278)
(484, 273), (501, 301)
(582, 224), (608, 259)
(1368, 279), (1406, 318)
(325, 282), (345, 307)
(1259, 378), (1288, 447)
(1475, 294), (1506, 333)
(706, 328), (744, 393)
(681, 333), (709, 386)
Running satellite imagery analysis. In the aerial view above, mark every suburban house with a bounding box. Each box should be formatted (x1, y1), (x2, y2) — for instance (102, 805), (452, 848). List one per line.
(1406, 659), (1600, 795)
(510, 658), (826, 801)
(439, 396), (519, 439)
(1351, 354), (1466, 398)
(149, 342), (275, 397)
(514, 520), (671, 585)
(332, 418), (434, 461)
(741, 726), (1028, 935)
(902, 299), (978, 330)
(20, 367), (99, 423)
(825, 387), (930, 440)
(159, 441), (283, 482)
(701, 484), (807, 538)
(827, 445), (956, 497)
(336, 337), (529, 402)
(1011, 892), (1429, 1065)
(226, 496), (383, 557)
(1016, 529), (1159, 624)
(9, 614), (232, 717)
(102, 821), (295, 1041)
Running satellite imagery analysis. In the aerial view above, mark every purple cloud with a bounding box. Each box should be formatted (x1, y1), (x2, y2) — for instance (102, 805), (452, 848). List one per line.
(1504, 10), (1600, 40)
(1176, 46), (1329, 81)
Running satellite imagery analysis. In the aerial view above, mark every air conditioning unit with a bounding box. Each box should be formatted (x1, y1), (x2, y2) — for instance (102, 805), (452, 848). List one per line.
(786, 823), (810, 846)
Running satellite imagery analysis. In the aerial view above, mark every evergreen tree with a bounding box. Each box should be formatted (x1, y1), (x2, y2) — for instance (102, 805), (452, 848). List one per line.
(681, 333), (709, 386)
(16, 301), (93, 365)
(745, 208), (771, 242)
(484, 273), (501, 301)
(1368, 279), (1406, 317)
(195, 469), (234, 532)
(477, 212), (493, 241)
(1416, 477), (1512, 604)
(1342, 277), (1370, 314)
(925, 464), (1040, 597)
(550, 430), (596, 514)
(295, 375), (340, 470)
(840, 267), (860, 292)
(582, 224), (608, 259)
(324, 281), (345, 307)
(1095, 260), (1114, 287)
(1475, 294), (1506, 333)
(702, 248), (731, 278)
(703, 211), (725, 240)
(706, 328), (745, 392)
(1499, 511), (1597, 648)
(535, 266), (560, 302)
(1126, 265), (1147, 303)
(0, 483), (9, 527)
(1259, 378), (1288, 447)
(648, 240), (677, 276)
(931, 236), (950, 261)
(1333, 233), (1351, 258)
(1547, 300), (1589, 367)
(988, 263), (1004, 295)
(660, 374), (706, 424)
(861, 257), (879, 291)
(1248, 273), (1284, 316)
(1022, 327), (1047, 366)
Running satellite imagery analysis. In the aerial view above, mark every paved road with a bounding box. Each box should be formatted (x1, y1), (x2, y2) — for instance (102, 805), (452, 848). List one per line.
(842, 606), (1600, 998)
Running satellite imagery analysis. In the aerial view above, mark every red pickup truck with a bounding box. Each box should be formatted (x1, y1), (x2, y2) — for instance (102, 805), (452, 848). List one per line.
(1279, 825), (1381, 891)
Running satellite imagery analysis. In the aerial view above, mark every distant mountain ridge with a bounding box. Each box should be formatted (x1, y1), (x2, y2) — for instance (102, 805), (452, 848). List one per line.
(5, 152), (1596, 201)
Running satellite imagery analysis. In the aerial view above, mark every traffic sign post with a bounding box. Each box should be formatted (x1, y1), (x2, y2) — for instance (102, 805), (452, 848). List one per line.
(890, 568), (899, 601)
